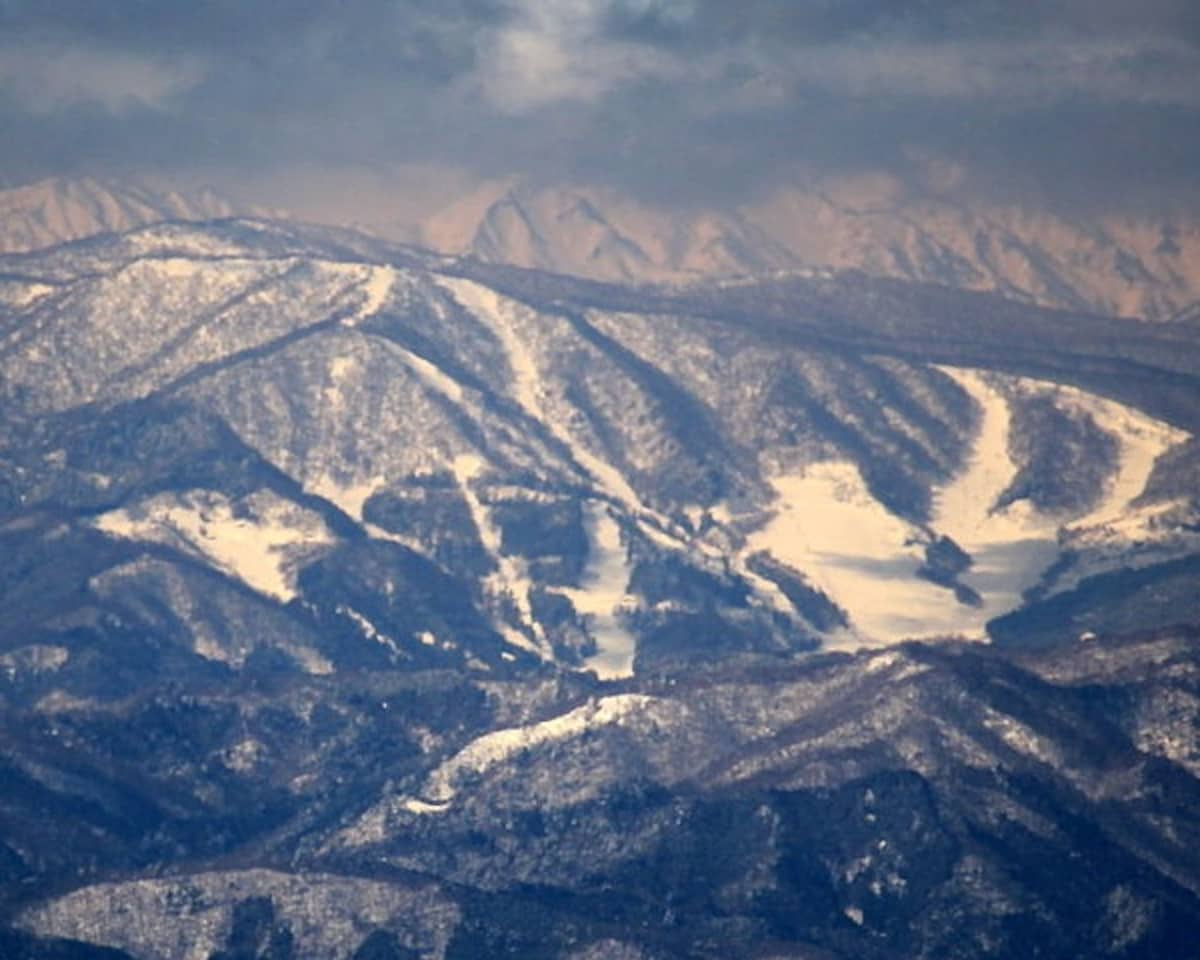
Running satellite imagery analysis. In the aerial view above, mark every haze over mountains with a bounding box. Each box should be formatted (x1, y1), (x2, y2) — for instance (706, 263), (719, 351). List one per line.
(413, 178), (1200, 323)
(5, 175), (1200, 323)
(0, 178), (239, 255)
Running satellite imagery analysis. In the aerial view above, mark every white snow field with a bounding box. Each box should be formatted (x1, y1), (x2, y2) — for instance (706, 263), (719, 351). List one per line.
(571, 504), (638, 679)
(93, 488), (335, 603)
(747, 368), (1188, 648)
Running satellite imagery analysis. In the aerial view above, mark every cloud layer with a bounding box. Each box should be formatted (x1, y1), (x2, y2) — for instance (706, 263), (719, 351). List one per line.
(2, 0), (1198, 211)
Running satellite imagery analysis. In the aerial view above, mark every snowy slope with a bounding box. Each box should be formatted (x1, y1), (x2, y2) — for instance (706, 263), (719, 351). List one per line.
(1, 218), (1196, 682)
(92, 489), (335, 602)
(741, 368), (1190, 649)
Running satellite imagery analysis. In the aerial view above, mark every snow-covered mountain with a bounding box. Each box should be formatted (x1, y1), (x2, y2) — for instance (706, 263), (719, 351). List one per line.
(410, 180), (1200, 321)
(7, 627), (1200, 959)
(3, 218), (1200, 960)
(437, 183), (796, 284)
(1, 217), (1197, 690)
(0, 177), (241, 254)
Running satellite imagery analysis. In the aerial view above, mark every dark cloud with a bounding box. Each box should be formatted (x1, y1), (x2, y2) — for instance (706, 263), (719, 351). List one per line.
(1, 0), (1198, 213)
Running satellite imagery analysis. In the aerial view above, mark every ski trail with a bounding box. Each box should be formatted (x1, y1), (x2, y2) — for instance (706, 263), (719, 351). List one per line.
(440, 277), (661, 671)
(438, 276), (645, 508)
(452, 454), (549, 659)
(340, 265), (395, 327)
(568, 504), (637, 679)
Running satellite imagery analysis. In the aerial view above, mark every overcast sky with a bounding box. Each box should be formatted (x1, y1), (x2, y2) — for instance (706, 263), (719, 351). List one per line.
(2, 0), (1199, 214)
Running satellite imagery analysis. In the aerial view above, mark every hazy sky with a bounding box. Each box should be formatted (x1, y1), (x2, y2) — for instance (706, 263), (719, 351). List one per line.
(2, 0), (1199, 213)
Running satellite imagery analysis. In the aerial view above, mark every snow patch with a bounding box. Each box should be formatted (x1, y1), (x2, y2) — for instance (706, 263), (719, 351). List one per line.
(0, 645), (69, 680)
(92, 489), (334, 602)
(340, 264), (395, 327)
(420, 694), (658, 804)
(222, 738), (266, 773)
(747, 463), (951, 648)
(934, 370), (1053, 544)
(310, 474), (384, 522)
(124, 226), (249, 260)
(937, 368), (1187, 541)
(153, 257), (201, 280)
(337, 604), (405, 660)
(569, 503), (638, 679)
(980, 708), (1062, 768)
(2, 281), (55, 308)
(1060, 386), (1188, 526)
(441, 279), (543, 411)
(289, 647), (335, 676)
(401, 797), (451, 815)
(747, 368), (1189, 649)
(323, 355), (358, 409)
(1054, 497), (1200, 593)
(938, 368), (1190, 606)
(926, 369), (1063, 625)
(394, 346), (465, 403)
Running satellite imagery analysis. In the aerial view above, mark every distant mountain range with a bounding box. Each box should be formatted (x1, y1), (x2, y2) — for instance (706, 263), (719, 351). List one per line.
(411, 179), (1200, 322)
(3, 176), (1200, 323)
(0, 177), (239, 255)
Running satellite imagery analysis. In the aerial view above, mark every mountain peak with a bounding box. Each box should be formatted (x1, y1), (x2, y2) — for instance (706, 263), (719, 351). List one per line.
(0, 176), (241, 255)
(397, 180), (1200, 320)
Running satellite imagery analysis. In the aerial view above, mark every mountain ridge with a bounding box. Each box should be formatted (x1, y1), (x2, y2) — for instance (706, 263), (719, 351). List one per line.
(1, 217), (1197, 684)
(4, 627), (1199, 959)
(5, 175), (1200, 325)
(0, 177), (248, 256)
(1, 218), (1199, 959)
(409, 179), (1200, 322)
